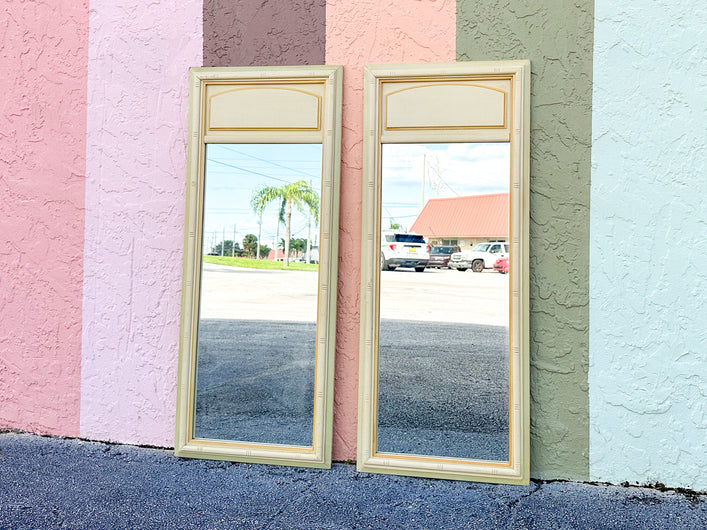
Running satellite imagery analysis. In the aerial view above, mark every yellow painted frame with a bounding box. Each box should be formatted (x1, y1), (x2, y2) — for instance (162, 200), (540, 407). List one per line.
(176, 66), (342, 468)
(358, 61), (530, 484)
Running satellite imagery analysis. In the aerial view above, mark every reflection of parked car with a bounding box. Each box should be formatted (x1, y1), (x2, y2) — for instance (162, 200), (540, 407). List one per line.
(449, 241), (509, 272)
(493, 256), (509, 274)
(381, 232), (429, 272)
(427, 245), (461, 268)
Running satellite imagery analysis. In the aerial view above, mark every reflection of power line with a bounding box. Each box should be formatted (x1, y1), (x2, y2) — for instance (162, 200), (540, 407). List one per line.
(423, 157), (460, 197)
(438, 166), (504, 192)
(222, 146), (322, 189)
(209, 158), (292, 184)
(436, 173), (459, 196)
(205, 208), (253, 213)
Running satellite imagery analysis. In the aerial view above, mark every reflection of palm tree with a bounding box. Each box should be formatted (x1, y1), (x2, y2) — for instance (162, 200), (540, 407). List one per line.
(250, 196), (284, 260)
(251, 180), (319, 266)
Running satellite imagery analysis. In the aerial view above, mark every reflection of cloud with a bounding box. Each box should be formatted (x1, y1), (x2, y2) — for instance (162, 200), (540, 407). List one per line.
(381, 143), (510, 233)
(382, 143), (510, 198)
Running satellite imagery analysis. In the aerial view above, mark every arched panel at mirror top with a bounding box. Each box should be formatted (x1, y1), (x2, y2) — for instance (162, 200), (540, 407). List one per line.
(176, 66), (342, 468)
(358, 62), (529, 484)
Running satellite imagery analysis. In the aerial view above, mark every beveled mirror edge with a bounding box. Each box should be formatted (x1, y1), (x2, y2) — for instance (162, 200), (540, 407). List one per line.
(175, 65), (342, 468)
(357, 61), (530, 484)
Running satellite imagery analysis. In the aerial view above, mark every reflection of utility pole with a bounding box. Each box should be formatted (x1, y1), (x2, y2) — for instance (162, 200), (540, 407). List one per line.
(220, 227), (224, 256)
(435, 158), (440, 198)
(306, 213), (312, 264)
(421, 153), (426, 206)
(232, 224), (236, 257)
(256, 211), (262, 259)
(307, 178), (312, 264)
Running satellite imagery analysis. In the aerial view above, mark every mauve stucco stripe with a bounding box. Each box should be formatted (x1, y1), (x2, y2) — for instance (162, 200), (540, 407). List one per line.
(81, 1), (203, 446)
(326, 0), (456, 461)
(203, 0), (326, 67)
(0, 1), (88, 437)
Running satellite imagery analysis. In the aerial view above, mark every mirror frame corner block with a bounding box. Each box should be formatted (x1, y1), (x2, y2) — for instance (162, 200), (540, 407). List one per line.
(357, 60), (530, 484)
(175, 65), (343, 468)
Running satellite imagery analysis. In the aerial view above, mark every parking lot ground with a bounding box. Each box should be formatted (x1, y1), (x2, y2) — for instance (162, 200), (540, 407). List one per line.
(194, 263), (511, 458)
(199, 263), (509, 326)
(1, 432), (705, 529)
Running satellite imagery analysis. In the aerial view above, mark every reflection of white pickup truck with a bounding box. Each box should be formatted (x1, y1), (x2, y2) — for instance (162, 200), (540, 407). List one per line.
(448, 241), (509, 272)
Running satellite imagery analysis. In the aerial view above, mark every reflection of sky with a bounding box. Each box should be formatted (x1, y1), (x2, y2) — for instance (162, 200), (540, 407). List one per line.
(382, 143), (510, 232)
(203, 144), (322, 252)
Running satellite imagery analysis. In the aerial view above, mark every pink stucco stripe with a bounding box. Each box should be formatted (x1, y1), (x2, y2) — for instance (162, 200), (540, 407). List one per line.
(326, 0), (456, 460)
(81, 1), (202, 446)
(0, 1), (88, 436)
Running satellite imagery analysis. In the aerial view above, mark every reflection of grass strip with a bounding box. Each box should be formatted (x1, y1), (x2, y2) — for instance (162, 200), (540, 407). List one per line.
(204, 255), (318, 271)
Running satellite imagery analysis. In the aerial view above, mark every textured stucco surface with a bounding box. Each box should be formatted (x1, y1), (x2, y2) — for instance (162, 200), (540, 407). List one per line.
(203, 0), (326, 67)
(326, 0), (456, 460)
(80, 1), (202, 446)
(457, 1), (594, 480)
(589, 1), (707, 490)
(0, 1), (88, 436)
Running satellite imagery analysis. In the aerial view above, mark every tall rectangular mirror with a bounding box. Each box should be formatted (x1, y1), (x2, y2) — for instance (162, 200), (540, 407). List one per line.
(358, 62), (530, 483)
(176, 66), (342, 468)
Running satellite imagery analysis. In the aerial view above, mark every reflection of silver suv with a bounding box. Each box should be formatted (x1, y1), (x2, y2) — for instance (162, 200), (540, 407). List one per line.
(449, 241), (509, 272)
(381, 232), (429, 272)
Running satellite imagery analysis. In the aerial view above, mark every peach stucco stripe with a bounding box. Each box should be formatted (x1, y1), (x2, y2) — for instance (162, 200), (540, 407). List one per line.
(0, 1), (89, 436)
(80, 1), (202, 446)
(326, 0), (456, 461)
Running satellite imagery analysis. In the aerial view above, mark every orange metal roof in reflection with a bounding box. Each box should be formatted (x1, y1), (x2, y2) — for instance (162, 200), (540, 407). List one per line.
(409, 193), (509, 238)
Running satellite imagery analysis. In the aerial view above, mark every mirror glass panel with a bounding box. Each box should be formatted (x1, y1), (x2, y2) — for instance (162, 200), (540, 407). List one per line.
(358, 61), (529, 484)
(176, 66), (341, 469)
(194, 143), (322, 447)
(377, 143), (510, 461)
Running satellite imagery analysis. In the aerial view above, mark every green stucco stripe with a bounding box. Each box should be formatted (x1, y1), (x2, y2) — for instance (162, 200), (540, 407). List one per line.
(457, 1), (594, 481)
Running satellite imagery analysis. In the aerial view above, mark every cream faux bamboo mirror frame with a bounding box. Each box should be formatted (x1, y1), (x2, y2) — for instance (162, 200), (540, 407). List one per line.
(176, 66), (342, 468)
(357, 61), (530, 484)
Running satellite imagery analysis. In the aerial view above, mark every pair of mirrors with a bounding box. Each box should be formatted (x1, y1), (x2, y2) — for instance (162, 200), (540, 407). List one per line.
(175, 62), (529, 483)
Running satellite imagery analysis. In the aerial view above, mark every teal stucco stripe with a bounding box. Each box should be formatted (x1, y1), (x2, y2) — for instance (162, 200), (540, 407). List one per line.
(457, 1), (594, 481)
(589, 1), (707, 491)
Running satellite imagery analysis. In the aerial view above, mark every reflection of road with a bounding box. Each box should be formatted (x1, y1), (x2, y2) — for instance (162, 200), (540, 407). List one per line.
(195, 263), (510, 460)
(380, 268), (509, 326)
(377, 319), (509, 461)
(199, 263), (318, 321)
(194, 317), (508, 460)
(194, 319), (315, 446)
(199, 263), (509, 326)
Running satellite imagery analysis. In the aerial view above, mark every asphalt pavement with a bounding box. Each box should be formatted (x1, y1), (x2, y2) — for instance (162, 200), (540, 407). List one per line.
(193, 317), (508, 461)
(1, 432), (705, 529)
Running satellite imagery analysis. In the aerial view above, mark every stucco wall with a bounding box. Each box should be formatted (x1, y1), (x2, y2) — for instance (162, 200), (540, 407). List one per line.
(2, 0), (705, 491)
(203, 0), (325, 67)
(457, 1), (594, 481)
(80, 0), (202, 446)
(589, 1), (707, 491)
(0, 1), (88, 436)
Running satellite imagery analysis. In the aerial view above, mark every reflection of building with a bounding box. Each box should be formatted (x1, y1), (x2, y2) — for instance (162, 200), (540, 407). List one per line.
(267, 246), (319, 262)
(409, 193), (508, 249)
